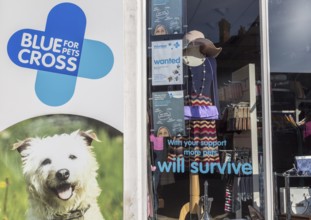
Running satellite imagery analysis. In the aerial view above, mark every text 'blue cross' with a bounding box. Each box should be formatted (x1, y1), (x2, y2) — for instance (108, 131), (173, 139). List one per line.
(7, 3), (114, 106)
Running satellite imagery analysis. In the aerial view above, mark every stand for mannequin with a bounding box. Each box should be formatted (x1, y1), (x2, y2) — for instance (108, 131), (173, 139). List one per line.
(179, 173), (201, 220)
(179, 174), (213, 220)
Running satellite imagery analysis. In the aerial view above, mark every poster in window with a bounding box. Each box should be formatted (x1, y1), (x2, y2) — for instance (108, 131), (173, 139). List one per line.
(151, 0), (183, 35)
(152, 90), (185, 136)
(152, 39), (183, 86)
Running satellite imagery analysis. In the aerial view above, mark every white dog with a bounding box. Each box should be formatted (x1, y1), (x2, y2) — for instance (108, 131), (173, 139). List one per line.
(13, 130), (105, 220)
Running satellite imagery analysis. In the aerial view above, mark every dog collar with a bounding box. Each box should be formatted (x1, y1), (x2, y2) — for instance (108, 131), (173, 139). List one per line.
(53, 204), (91, 220)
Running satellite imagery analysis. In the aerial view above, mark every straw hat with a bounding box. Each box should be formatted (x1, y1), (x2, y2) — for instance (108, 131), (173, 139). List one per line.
(182, 30), (222, 67)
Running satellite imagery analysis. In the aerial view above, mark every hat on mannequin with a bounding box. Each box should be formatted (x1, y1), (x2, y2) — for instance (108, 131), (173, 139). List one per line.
(183, 30), (222, 67)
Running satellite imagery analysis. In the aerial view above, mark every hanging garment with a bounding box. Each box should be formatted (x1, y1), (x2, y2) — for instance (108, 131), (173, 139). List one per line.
(184, 105), (219, 120)
(303, 121), (311, 139)
(224, 178), (233, 213)
(149, 134), (164, 150)
(226, 104), (251, 131)
(188, 94), (220, 163)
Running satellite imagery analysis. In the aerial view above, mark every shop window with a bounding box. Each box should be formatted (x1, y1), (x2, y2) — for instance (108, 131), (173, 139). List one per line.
(269, 0), (311, 219)
(147, 1), (264, 219)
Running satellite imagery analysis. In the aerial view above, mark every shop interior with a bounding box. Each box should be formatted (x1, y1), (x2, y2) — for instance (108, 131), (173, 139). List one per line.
(147, 0), (311, 219)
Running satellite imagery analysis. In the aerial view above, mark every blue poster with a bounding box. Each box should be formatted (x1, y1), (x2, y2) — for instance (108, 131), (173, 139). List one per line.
(152, 91), (185, 136)
(151, 0), (183, 35)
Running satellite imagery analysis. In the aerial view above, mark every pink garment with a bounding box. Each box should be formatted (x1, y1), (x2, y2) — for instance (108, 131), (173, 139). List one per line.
(303, 121), (311, 139)
(149, 134), (164, 150)
(151, 165), (157, 171)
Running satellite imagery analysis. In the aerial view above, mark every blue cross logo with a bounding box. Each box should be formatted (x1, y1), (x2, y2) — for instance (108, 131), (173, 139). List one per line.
(7, 3), (114, 106)
(174, 41), (180, 48)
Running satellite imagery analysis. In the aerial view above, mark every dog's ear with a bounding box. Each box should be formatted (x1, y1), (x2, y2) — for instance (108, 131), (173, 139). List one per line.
(12, 138), (32, 156)
(79, 130), (100, 145)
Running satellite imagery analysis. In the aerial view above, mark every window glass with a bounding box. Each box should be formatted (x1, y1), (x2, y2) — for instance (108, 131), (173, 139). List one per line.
(269, 0), (311, 73)
(147, 1), (264, 219)
(269, 0), (311, 218)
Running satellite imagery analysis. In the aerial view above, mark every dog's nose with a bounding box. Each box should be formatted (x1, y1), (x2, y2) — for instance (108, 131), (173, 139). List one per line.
(56, 169), (70, 180)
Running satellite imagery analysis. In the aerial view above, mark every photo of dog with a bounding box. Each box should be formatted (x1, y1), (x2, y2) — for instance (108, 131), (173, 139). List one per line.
(13, 130), (105, 220)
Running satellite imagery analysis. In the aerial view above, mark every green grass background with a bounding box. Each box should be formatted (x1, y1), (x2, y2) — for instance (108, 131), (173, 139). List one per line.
(0, 115), (123, 220)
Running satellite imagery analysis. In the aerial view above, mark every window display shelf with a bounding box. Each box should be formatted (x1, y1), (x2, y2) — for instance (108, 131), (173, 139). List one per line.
(274, 172), (311, 220)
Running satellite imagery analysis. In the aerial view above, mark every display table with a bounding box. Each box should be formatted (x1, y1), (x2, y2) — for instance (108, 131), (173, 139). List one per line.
(274, 172), (311, 220)
(278, 214), (311, 220)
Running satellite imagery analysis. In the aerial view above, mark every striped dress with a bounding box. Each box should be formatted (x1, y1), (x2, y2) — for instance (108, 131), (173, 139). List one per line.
(168, 57), (220, 164)
(188, 93), (220, 163)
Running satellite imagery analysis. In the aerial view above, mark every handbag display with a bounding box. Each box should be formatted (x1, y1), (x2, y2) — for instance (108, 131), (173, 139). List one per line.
(225, 104), (251, 131)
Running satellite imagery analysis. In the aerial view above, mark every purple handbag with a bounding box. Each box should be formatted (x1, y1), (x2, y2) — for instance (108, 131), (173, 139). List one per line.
(184, 105), (219, 120)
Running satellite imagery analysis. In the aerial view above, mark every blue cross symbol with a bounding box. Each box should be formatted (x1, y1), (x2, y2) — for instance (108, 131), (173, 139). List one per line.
(7, 3), (114, 106)
(174, 41), (180, 48)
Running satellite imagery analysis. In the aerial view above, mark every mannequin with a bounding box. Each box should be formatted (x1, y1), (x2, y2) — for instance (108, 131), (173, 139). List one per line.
(179, 30), (221, 220)
(187, 57), (220, 164)
(183, 30), (221, 164)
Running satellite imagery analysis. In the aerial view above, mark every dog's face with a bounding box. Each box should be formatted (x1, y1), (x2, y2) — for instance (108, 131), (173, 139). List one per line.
(13, 130), (100, 205)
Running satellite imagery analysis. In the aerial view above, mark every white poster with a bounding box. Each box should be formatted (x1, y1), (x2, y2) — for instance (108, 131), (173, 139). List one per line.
(0, 1), (123, 132)
(152, 39), (183, 85)
(0, 1), (123, 219)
